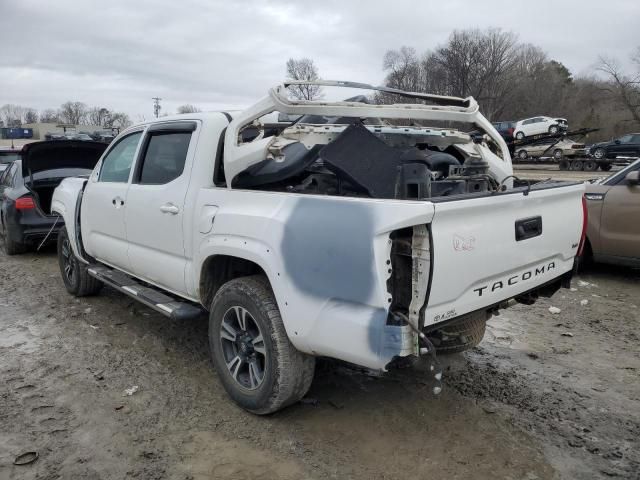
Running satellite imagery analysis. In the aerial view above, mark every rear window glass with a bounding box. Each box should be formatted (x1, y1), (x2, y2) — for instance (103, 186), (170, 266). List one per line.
(138, 132), (191, 185)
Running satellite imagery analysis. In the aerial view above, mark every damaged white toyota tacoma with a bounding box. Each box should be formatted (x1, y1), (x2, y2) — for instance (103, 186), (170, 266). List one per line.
(52, 81), (587, 413)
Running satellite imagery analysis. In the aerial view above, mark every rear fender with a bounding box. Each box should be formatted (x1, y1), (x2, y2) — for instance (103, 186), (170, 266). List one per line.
(51, 177), (88, 262)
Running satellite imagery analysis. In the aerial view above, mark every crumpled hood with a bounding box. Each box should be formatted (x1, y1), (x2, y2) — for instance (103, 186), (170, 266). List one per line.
(21, 140), (107, 178)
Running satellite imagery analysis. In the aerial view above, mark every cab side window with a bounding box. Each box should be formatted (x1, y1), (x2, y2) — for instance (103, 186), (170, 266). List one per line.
(136, 132), (192, 185)
(98, 132), (143, 182)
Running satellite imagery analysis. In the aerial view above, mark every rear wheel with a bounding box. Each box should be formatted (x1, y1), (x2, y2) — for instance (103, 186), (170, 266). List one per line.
(583, 159), (597, 171)
(570, 160), (584, 171)
(209, 275), (315, 414)
(517, 149), (528, 160)
(431, 311), (489, 354)
(1, 225), (28, 256)
(553, 149), (563, 160)
(57, 228), (102, 296)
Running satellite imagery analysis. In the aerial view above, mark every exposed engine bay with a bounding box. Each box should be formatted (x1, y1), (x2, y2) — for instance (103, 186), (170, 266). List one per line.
(231, 117), (502, 200)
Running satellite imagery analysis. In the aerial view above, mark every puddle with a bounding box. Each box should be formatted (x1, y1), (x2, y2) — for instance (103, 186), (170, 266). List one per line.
(0, 325), (41, 354)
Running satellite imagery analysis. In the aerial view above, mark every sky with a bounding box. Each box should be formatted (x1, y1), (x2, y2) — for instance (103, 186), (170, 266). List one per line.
(1, 0), (639, 121)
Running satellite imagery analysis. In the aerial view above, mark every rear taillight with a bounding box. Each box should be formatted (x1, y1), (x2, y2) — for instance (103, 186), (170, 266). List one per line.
(15, 196), (35, 210)
(577, 195), (588, 256)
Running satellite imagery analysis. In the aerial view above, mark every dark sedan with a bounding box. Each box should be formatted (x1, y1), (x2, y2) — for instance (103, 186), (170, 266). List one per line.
(590, 133), (640, 160)
(0, 141), (106, 255)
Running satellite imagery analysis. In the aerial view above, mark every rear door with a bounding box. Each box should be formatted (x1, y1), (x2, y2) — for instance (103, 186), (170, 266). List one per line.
(124, 121), (197, 295)
(81, 130), (144, 270)
(424, 184), (584, 326)
(599, 163), (640, 259)
(609, 135), (633, 157)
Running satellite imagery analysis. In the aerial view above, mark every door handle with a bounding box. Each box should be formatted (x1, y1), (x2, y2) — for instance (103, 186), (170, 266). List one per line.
(160, 203), (180, 214)
(112, 196), (124, 207)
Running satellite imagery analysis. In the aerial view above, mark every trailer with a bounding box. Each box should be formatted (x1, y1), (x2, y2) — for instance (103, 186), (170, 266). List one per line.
(510, 128), (615, 171)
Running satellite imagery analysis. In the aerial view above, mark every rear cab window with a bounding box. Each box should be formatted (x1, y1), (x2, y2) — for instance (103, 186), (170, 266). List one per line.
(133, 122), (196, 185)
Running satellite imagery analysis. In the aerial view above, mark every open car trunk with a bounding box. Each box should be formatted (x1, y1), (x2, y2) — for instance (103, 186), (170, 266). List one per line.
(21, 140), (107, 215)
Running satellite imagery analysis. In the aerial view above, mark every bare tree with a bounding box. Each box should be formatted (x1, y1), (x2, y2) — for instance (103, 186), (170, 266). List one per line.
(88, 107), (111, 127)
(106, 112), (131, 129)
(285, 58), (322, 100)
(176, 104), (201, 114)
(24, 109), (38, 124)
(597, 54), (640, 125)
(0, 104), (27, 126)
(59, 101), (88, 125)
(40, 109), (61, 123)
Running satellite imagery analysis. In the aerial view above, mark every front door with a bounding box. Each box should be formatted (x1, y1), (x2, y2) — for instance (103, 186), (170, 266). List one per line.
(124, 122), (197, 295)
(600, 165), (640, 259)
(81, 130), (144, 270)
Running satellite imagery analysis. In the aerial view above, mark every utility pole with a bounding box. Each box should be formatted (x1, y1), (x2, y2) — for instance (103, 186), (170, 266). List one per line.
(152, 97), (162, 118)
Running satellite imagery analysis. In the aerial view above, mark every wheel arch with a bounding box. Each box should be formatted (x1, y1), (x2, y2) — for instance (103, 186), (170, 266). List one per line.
(199, 254), (270, 312)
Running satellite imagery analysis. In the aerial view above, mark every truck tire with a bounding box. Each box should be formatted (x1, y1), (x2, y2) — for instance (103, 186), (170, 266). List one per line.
(559, 160), (570, 170)
(570, 160), (584, 171)
(209, 275), (315, 414)
(583, 159), (597, 171)
(599, 163), (612, 172)
(432, 311), (489, 354)
(57, 228), (102, 296)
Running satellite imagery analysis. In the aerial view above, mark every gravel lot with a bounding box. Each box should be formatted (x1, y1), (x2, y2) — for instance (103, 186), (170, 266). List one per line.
(1, 246), (638, 479)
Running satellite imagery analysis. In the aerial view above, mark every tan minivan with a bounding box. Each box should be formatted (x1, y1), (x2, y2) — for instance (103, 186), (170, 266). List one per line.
(584, 159), (640, 267)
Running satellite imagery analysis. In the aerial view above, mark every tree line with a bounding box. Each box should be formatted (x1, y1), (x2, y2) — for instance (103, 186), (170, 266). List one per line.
(286, 28), (640, 142)
(0, 102), (132, 130)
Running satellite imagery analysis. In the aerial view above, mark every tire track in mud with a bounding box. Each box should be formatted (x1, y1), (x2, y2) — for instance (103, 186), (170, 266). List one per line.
(447, 349), (640, 479)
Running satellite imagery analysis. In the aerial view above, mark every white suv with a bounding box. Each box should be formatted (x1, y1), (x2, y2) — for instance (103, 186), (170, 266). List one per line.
(513, 116), (568, 139)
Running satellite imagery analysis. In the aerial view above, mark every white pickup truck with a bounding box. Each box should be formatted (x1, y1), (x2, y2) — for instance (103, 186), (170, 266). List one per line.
(52, 81), (586, 414)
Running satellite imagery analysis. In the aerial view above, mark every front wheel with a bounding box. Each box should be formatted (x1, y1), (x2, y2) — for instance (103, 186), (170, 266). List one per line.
(209, 275), (315, 414)
(515, 131), (525, 140)
(517, 149), (528, 160)
(549, 125), (559, 134)
(593, 148), (606, 160)
(57, 228), (102, 296)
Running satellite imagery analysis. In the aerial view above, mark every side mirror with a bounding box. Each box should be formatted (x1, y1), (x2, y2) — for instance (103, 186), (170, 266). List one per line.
(626, 170), (640, 185)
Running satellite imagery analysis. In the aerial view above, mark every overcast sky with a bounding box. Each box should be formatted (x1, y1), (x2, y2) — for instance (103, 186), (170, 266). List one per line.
(2, 0), (638, 121)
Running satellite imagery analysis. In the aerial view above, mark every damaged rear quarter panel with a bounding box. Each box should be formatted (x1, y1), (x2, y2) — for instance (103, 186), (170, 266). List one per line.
(194, 188), (434, 369)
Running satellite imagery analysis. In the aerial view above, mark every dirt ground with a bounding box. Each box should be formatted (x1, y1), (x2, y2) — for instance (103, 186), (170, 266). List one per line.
(1, 248), (638, 479)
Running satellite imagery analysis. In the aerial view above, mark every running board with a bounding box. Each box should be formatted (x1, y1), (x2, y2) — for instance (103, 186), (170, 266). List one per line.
(87, 265), (205, 321)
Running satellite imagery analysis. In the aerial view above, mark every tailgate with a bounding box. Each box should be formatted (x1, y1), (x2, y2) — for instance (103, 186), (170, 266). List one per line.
(424, 183), (585, 326)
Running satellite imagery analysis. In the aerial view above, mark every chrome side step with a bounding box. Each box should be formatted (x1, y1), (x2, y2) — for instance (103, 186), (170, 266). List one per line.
(87, 265), (205, 321)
